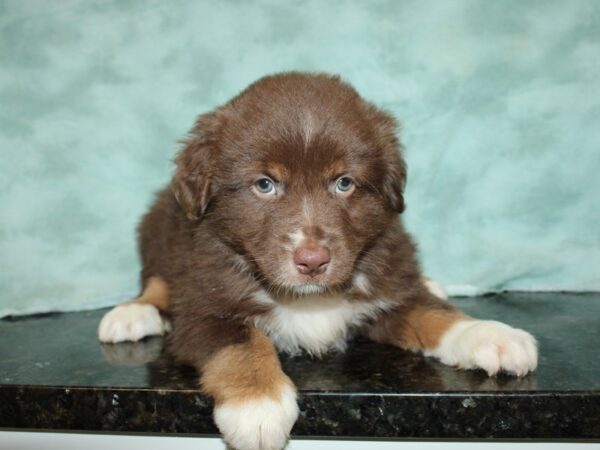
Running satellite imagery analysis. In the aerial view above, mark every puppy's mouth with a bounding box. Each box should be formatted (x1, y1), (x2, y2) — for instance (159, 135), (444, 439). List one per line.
(253, 236), (352, 296)
(273, 257), (344, 297)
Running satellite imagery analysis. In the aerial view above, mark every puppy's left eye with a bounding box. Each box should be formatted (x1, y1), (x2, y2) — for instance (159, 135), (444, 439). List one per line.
(253, 177), (277, 197)
(335, 176), (355, 196)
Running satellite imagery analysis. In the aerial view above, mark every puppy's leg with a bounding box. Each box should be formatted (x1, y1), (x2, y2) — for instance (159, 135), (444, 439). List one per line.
(193, 326), (298, 450)
(367, 292), (537, 376)
(98, 276), (171, 343)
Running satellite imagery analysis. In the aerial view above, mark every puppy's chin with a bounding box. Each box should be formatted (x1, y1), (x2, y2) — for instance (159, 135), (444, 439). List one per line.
(288, 283), (327, 296)
(277, 271), (338, 297)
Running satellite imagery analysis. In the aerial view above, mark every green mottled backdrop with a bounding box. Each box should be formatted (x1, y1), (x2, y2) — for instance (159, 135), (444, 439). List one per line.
(1, 0), (599, 316)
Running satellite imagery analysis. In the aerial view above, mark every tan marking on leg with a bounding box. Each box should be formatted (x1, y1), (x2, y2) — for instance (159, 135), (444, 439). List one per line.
(126, 276), (170, 313)
(399, 308), (469, 352)
(200, 328), (292, 405)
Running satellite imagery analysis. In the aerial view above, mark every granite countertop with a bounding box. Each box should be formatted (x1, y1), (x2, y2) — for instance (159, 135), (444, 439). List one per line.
(1, 292), (599, 440)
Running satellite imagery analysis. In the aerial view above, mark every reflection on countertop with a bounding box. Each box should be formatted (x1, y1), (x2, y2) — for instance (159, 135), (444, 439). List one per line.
(1, 292), (599, 439)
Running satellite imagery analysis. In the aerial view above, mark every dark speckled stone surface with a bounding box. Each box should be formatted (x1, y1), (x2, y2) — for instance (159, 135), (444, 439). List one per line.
(1, 292), (599, 439)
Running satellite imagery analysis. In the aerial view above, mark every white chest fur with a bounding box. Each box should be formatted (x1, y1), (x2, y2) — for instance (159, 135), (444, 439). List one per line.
(252, 291), (391, 356)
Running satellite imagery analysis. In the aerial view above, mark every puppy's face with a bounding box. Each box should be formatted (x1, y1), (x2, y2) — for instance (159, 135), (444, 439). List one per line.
(173, 74), (406, 295)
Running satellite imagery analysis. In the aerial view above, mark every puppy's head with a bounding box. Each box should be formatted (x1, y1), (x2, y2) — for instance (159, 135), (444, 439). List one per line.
(173, 73), (406, 294)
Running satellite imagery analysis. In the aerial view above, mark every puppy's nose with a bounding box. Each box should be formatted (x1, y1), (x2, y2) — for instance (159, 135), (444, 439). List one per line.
(294, 242), (330, 277)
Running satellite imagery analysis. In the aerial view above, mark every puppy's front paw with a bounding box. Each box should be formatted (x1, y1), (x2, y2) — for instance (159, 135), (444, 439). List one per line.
(425, 320), (538, 376)
(98, 303), (171, 343)
(214, 383), (298, 450)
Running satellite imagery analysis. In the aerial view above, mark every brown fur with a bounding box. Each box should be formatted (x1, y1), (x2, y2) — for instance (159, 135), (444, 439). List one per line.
(133, 72), (463, 394)
(201, 328), (293, 405)
(369, 304), (469, 352)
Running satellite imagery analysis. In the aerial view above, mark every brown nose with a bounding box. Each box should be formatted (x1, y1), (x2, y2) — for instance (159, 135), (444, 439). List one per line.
(293, 242), (330, 277)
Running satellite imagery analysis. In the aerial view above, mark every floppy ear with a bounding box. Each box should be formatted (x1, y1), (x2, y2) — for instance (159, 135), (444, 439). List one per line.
(382, 143), (407, 214)
(371, 109), (407, 213)
(171, 112), (220, 221)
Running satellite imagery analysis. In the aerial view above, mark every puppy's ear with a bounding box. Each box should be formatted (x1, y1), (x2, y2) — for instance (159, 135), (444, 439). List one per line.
(171, 112), (220, 221)
(382, 145), (407, 213)
(372, 110), (407, 213)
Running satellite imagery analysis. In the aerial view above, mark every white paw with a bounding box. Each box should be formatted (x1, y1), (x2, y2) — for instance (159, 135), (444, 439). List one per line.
(422, 277), (448, 301)
(214, 383), (299, 450)
(425, 320), (538, 376)
(98, 303), (171, 343)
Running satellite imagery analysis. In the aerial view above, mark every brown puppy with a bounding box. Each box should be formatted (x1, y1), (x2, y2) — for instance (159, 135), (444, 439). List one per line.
(99, 73), (537, 450)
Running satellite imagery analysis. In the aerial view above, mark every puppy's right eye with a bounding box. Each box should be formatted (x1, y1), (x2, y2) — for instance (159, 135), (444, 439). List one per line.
(253, 177), (277, 196)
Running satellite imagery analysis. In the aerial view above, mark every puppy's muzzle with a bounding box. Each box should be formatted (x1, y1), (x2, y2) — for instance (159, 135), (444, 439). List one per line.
(293, 241), (330, 277)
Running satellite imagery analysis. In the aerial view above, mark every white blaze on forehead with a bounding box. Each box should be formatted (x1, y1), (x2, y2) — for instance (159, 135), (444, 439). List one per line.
(302, 197), (314, 223)
(301, 109), (315, 148)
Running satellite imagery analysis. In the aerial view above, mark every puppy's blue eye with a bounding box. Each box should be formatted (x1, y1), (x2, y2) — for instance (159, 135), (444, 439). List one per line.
(335, 176), (354, 193)
(254, 177), (276, 195)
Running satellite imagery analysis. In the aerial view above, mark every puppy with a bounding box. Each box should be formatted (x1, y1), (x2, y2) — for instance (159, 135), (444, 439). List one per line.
(99, 73), (537, 450)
